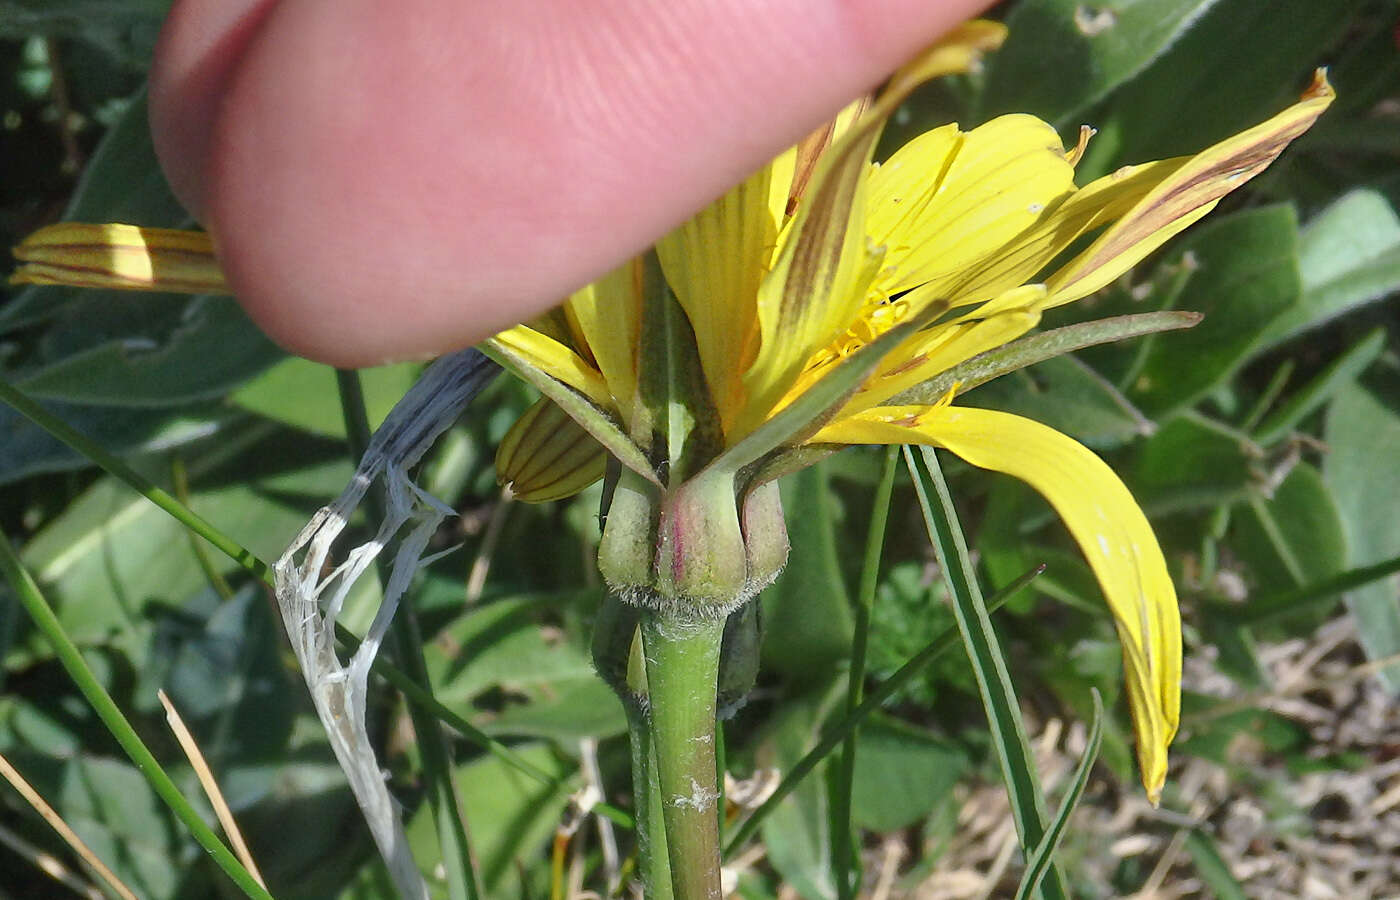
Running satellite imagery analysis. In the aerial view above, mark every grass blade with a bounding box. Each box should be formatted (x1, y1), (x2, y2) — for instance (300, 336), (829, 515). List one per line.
(0, 530), (276, 900)
(722, 563), (1045, 859)
(832, 446), (899, 900)
(904, 445), (1068, 900)
(1184, 828), (1248, 900)
(1013, 689), (1104, 900)
(1225, 552), (1400, 626)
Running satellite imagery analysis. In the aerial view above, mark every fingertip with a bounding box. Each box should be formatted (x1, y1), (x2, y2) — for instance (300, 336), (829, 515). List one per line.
(148, 0), (279, 218)
(170, 0), (1000, 364)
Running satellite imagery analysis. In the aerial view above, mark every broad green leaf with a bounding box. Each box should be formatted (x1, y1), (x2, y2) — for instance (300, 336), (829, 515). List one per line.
(1129, 413), (1255, 514)
(849, 716), (966, 831)
(761, 462), (853, 682)
(1232, 463), (1347, 615)
(1085, 0), (1351, 167)
(1253, 328), (1385, 446)
(60, 754), (181, 900)
(1260, 188), (1400, 347)
(405, 743), (571, 897)
(1324, 378), (1400, 687)
(1127, 205), (1301, 417)
(980, 0), (1227, 127)
(11, 457), (359, 665)
(13, 295), (283, 407)
(422, 594), (628, 740)
(0, 400), (232, 485)
(233, 357), (423, 438)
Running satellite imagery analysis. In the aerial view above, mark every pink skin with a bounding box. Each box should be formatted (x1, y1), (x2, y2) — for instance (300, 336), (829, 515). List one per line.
(150, 0), (995, 367)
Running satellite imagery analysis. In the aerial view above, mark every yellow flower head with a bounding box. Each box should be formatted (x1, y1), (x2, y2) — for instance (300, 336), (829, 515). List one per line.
(485, 27), (1333, 801)
(9, 23), (1334, 803)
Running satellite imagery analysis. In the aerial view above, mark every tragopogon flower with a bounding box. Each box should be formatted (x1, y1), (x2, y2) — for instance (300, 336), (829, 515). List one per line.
(481, 27), (1333, 801)
(9, 24), (1333, 802)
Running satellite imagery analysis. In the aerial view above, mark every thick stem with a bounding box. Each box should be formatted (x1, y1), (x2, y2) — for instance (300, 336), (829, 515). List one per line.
(641, 612), (726, 900)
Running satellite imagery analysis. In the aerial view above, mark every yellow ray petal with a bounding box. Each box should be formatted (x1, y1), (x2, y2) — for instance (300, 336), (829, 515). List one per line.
(732, 20), (1009, 442)
(739, 135), (884, 440)
(883, 20), (1008, 95)
(813, 404), (1180, 801)
(843, 287), (1046, 414)
(866, 115), (1076, 299)
(563, 257), (643, 424)
(657, 152), (794, 427)
(1044, 70), (1335, 307)
(487, 325), (612, 410)
(11, 223), (230, 294)
(496, 397), (607, 502)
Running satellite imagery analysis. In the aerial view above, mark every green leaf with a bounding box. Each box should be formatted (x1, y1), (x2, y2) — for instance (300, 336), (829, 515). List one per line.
(1252, 328), (1386, 446)
(11, 457), (360, 664)
(1130, 413), (1255, 514)
(1127, 205), (1302, 417)
(1014, 690), (1104, 900)
(758, 683), (843, 900)
(233, 357), (423, 438)
(1324, 378), (1400, 687)
(1083, 0), (1351, 166)
(1261, 188), (1400, 347)
(905, 446), (1067, 900)
(761, 462), (853, 682)
(423, 594), (628, 741)
(0, 399), (233, 485)
(13, 296), (283, 407)
(1232, 463), (1347, 615)
(980, 0), (1228, 128)
(405, 743), (572, 896)
(60, 754), (182, 900)
(1184, 829), (1249, 900)
(849, 716), (967, 831)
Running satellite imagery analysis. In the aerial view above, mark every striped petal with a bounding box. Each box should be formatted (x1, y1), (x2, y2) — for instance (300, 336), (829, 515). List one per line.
(1044, 70), (1335, 307)
(563, 257), (644, 425)
(657, 152), (794, 428)
(812, 404), (1180, 802)
(11, 223), (229, 294)
(496, 397), (607, 501)
(487, 325), (612, 410)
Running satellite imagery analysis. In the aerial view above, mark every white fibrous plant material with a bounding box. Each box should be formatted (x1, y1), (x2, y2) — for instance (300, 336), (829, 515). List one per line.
(273, 349), (498, 900)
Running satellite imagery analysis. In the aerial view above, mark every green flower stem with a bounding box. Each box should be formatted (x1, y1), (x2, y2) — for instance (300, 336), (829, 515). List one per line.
(0, 530), (275, 900)
(335, 369), (481, 900)
(833, 446), (899, 900)
(641, 611), (726, 900)
(626, 705), (675, 900)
